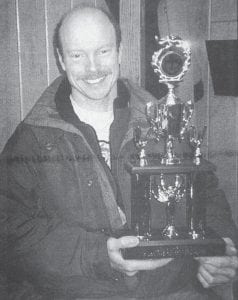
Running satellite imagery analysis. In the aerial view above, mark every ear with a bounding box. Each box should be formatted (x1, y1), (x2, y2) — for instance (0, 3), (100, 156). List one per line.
(118, 43), (123, 65)
(57, 49), (66, 71)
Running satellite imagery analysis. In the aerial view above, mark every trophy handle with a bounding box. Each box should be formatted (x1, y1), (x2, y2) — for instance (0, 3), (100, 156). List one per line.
(180, 101), (194, 138)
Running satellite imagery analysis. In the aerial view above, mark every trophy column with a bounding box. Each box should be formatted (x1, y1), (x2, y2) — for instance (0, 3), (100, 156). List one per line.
(131, 174), (152, 239)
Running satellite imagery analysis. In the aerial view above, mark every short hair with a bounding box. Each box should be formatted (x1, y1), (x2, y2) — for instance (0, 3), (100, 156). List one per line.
(54, 4), (122, 58)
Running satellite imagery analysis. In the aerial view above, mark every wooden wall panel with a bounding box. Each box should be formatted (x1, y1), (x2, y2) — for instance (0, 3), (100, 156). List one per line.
(211, 0), (237, 21)
(18, 0), (48, 118)
(72, 0), (97, 8)
(120, 0), (145, 86)
(72, 0), (109, 10)
(47, 0), (71, 82)
(0, 0), (21, 151)
(211, 22), (238, 40)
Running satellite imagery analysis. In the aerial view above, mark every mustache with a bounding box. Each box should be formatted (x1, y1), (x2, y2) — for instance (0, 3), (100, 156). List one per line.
(77, 70), (112, 81)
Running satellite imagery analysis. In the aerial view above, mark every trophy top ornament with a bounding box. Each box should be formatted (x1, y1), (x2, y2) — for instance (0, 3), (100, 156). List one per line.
(152, 35), (191, 83)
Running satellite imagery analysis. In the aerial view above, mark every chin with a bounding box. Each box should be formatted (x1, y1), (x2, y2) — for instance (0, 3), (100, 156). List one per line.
(76, 83), (114, 101)
(82, 91), (111, 101)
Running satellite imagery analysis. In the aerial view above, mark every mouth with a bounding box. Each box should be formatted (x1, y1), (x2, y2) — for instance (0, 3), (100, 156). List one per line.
(83, 76), (107, 85)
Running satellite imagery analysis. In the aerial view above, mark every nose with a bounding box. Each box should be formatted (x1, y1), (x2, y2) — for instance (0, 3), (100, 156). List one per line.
(87, 54), (98, 72)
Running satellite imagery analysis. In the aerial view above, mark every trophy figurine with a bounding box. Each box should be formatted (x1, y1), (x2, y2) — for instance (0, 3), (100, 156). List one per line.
(188, 126), (207, 165)
(123, 36), (226, 260)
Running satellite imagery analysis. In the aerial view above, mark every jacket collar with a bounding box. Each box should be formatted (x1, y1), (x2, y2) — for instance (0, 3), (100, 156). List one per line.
(24, 75), (160, 142)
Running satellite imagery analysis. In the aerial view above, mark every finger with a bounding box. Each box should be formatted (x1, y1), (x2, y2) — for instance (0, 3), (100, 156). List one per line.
(123, 258), (173, 272)
(223, 237), (237, 256)
(198, 265), (231, 286)
(107, 236), (139, 252)
(107, 237), (138, 272)
(110, 256), (172, 275)
(202, 263), (237, 279)
(196, 255), (238, 268)
(111, 255), (172, 275)
(223, 237), (236, 248)
(197, 272), (210, 288)
(107, 237), (172, 274)
(124, 270), (138, 277)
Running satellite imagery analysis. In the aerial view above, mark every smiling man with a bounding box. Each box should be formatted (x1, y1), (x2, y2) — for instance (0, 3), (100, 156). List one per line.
(58, 7), (121, 110)
(0, 4), (237, 300)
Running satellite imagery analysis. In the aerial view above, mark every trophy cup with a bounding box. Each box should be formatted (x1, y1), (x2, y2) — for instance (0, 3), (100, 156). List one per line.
(148, 35), (194, 165)
(123, 36), (226, 259)
(152, 174), (185, 239)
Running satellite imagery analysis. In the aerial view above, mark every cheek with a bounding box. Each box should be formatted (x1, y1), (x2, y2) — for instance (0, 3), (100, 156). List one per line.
(66, 63), (86, 77)
(99, 54), (119, 70)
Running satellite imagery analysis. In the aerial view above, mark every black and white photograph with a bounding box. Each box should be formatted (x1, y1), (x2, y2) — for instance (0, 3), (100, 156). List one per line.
(0, 0), (238, 299)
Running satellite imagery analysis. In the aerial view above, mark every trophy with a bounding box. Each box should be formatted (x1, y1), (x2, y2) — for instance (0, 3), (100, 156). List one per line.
(147, 35), (194, 165)
(123, 36), (226, 259)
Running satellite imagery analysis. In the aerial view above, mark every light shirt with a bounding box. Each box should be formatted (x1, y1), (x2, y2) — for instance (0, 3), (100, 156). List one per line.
(70, 95), (126, 225)
(70, 95), (113, 167)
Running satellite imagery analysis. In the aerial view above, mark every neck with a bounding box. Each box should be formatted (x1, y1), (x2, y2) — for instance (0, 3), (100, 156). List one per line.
(71, 87), (117, 112)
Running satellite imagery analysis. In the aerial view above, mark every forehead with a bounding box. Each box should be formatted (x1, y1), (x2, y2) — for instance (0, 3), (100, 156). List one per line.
(60, 9), (116, 51)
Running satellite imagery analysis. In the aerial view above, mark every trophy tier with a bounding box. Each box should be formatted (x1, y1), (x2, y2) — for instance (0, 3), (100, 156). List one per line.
(123, 157), (226, 259)
(125, 157), (216, 175)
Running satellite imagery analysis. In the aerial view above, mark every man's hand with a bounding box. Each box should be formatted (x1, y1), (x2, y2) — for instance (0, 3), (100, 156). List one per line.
(196, 238), (238, 288)
(107, 236), (172, 276)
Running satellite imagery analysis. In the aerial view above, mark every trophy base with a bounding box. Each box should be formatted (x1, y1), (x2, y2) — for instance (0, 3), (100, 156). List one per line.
(123, 229), (226, 259)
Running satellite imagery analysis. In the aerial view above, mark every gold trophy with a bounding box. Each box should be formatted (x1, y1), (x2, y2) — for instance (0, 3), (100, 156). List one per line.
(124, 36), (225, 259)
(148, 35), (194, 164)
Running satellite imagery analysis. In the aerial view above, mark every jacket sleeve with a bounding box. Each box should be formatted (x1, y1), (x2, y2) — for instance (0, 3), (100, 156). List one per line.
(0, 125), (121, 299)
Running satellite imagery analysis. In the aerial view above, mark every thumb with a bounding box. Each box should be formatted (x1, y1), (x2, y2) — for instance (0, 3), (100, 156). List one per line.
(223, 237), (237, 256)
(107, 236), (139, 251)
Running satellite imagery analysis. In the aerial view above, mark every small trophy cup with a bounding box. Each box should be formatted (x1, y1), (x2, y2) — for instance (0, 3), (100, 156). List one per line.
(123, 36), (226, 259)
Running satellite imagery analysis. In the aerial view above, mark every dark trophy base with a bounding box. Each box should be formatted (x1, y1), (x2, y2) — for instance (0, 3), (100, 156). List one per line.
(123, 229), (226, 259)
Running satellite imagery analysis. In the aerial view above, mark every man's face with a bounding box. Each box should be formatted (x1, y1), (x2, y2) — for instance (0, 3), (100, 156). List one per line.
(58, 10), (121, 103)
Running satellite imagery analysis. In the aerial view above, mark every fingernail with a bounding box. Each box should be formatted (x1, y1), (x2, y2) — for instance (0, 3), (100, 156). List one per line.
(122, 236), (138, 246)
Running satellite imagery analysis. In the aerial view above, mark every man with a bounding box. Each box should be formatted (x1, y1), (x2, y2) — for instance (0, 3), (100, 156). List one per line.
(0, 5), (237, 299)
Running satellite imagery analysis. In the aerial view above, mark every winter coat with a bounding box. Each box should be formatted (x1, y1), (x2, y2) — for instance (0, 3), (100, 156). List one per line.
(0, 76), (237, 299)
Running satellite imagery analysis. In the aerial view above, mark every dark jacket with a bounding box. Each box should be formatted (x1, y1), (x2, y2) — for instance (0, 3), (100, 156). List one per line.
(0, 76), (237, 299)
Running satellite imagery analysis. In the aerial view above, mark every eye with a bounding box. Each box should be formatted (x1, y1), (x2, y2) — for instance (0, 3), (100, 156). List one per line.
(70, 52), (85, 59)
(98, 48), (111, 55)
